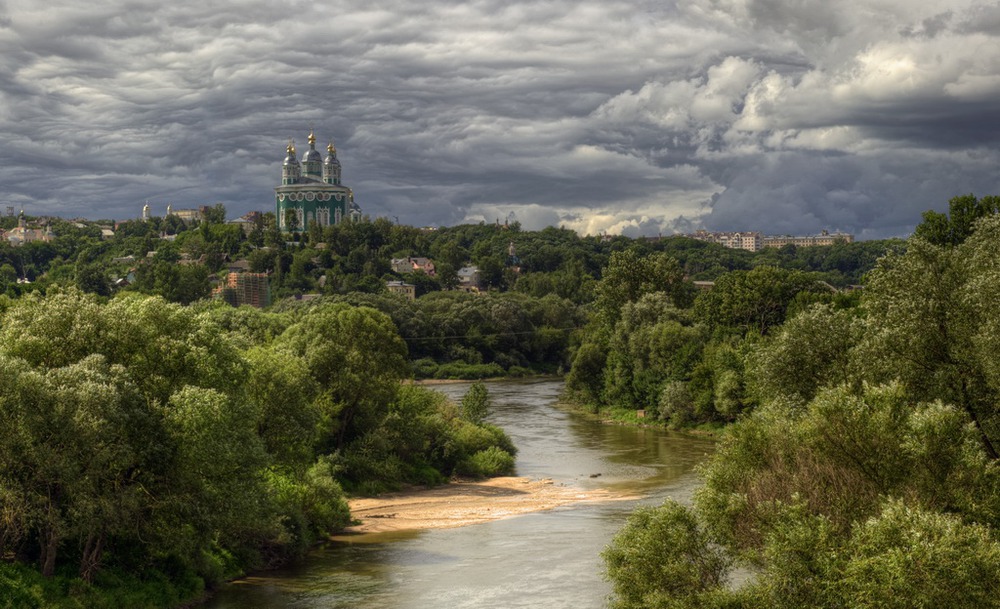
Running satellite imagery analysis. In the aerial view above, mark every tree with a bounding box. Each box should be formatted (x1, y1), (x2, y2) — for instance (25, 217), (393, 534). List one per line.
(244, 345), (320, 468)
(162, 386), (270, 554)
(913, 193), (1000, 246)
(594, 250), (690, 327)
(836, 500), (1000, 608)
(859, 235), (998, 459)
(274, 303), (409, 452)
(201, 203), (227, 225)
(0, 289), (246, 404)
(566, 339), (608, 407)
(747, 304), (863, 407)
(694, 266), (826, 335)
(75, 264), (111, 296)
(461, 381), (491, 424)
(0, 355), (161, 579)
(602, 294), (705, 411)
(603, 500), (730, 609)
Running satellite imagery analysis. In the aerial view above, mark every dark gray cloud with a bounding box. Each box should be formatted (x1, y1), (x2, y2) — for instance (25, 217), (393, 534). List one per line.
(0, 0), (998, 238)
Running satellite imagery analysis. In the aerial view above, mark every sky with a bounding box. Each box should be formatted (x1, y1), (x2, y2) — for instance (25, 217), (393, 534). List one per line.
(1, 0), (999, 239)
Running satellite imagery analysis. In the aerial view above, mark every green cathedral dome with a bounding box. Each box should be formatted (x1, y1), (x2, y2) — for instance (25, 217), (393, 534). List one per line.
(275, 131), (362, 232)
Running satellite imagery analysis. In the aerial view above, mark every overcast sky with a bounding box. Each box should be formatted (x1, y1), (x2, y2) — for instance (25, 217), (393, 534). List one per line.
(1, 0), (999, 238)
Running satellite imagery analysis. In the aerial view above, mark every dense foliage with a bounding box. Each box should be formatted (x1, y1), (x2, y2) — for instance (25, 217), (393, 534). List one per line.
(0, 206), (907, 607)
(4, 210), (895, 301)
(566, 252), (852, 427)
(0, 290), (515, 608)
(601, 199), (1000, 608)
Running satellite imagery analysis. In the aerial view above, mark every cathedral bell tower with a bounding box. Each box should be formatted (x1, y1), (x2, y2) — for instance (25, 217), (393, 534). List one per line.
(282, 141), (301, 185)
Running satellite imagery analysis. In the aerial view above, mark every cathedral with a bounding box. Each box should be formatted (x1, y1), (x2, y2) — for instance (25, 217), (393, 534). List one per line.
(275, 131), (361, 231)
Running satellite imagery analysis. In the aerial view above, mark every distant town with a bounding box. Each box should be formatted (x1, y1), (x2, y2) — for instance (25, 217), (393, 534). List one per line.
(0, 131), (863, 310)
(685, 229), (854, 252)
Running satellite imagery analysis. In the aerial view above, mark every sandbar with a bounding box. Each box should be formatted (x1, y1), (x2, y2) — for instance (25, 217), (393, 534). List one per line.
(341, 476), (637, 534)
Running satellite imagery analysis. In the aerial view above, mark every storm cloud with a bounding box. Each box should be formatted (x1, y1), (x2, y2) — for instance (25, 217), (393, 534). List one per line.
(1, 0), (998, 238)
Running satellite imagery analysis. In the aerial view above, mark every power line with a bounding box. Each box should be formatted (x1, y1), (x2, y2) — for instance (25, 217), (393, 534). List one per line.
(399, 326), (583, 341)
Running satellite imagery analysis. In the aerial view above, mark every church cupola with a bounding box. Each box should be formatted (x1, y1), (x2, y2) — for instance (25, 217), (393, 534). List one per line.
(323, 141), (342, 185)
(282, 141), (301, 184)
(302, 131), (322, 178)
(276, 130), (359, 233)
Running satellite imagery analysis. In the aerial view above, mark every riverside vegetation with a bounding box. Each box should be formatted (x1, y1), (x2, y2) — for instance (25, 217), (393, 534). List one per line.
(0, 197), (971, 608)
(587, 194), (1000, 608)
(0, 293), (516, 608)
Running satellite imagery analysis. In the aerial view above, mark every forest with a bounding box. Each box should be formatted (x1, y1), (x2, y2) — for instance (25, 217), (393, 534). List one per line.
(1, 206), (896, 381)
(597, 194), (1000, 607)
(1, 194), (985, 608)
(0, 292), (516, 607)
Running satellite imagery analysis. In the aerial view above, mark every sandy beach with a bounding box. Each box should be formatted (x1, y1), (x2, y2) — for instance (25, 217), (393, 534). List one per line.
(341, 476), (637, 534)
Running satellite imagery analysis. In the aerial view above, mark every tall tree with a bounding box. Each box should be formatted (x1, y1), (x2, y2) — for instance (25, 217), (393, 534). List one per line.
(914, 193), (1000, 247)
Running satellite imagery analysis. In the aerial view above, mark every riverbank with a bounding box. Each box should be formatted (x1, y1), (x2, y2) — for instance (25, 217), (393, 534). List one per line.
(337, 476), (637, 535)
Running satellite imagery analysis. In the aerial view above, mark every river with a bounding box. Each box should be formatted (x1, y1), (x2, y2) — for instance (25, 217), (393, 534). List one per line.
(202, 378), (715, 609)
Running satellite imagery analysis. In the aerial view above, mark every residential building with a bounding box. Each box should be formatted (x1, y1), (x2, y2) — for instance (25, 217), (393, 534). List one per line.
(386, 280), (416, 301)
(762, 230), (855, 248)
(165, 205), (202, 222)
(212, 272), (271, 308)
(457, 266), (481, 292)
(689, 229), (854, 251)
(391, 257), (436, 276)
(2, 212), (54, 246)
(229, 211), (262, 235)
(690, 230), (763, 252)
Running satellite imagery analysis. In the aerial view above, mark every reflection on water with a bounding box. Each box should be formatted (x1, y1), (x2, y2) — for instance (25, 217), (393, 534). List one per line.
(203, 379), (714, 609)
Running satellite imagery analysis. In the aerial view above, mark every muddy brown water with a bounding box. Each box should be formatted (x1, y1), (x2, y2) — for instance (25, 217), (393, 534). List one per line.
(202, 379), (715, 609)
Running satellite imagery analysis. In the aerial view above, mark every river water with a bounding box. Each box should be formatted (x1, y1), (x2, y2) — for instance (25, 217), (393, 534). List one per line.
(202, 379), (715, 609)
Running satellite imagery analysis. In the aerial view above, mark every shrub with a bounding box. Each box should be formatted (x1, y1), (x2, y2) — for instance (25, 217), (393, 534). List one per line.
(433, 362), (505, 379)
(461, 381), (491, 424)
(658, 381), (694, 428)
(411, 358), (439, 378)
(603, 500), (730, 609)
(457, 446), (516, 478)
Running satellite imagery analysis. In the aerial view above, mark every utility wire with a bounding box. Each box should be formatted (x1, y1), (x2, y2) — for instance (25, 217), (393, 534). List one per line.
(399, 326), (583, 341)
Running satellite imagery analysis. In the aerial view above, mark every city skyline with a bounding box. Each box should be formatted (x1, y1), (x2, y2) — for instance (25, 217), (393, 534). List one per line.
(1, 0), (999, 239)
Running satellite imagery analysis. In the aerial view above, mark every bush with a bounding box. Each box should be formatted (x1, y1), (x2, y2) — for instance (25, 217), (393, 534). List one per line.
(0, 562), (45, 608)
(658, 381), (694, 428)
(411, 358), (439, 378)
(838, 500), (1000, 608)
(461, 381), (491, 424)
(432, 362), (505, 379)
(302, 457), (352, 535)
(457, 446), (516, 478)
(450, 422), (517, 459)
(603, 500), (730, 609)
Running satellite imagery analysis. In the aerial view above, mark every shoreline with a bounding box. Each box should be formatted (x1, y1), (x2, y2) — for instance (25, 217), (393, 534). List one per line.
(336, 476), (638, 535)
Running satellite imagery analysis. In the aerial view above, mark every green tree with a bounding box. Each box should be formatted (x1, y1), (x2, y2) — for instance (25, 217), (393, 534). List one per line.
(274, 303), (409, 452)
(694, 266), (825, 335)
(602, 294), (705, 411)
(162, 386), (270, 555)
(244, 345), (320, 468)
(836, 500), (1000, 608)
(594, 250), (690, 327)
(603, 500), (730, 609)
(859, 235), (999, 458)
(747, 304), (863, 407)
(0, 355), (160, 579)
(201, 203), (227, 225)
(461, 381), (491, 424)
(913, 193), (1000, 246)
(75, 264), (111, 296)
